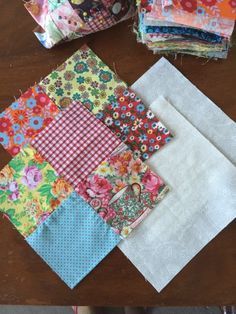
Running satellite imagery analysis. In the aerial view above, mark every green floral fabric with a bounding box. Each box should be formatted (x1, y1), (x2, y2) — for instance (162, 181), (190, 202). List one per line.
(39, 45), (127, 114)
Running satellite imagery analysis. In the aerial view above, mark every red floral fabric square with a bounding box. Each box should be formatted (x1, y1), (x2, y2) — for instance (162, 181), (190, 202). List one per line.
(96, 88), (173, 161)
(0, 85), (59, 156)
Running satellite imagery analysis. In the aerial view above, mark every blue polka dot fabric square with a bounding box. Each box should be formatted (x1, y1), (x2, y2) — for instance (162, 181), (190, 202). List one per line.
(26, 191), (121, 289)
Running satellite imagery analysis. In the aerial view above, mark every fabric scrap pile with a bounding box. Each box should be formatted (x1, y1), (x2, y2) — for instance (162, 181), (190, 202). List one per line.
(0, 46), (235, 291)
(136, 0), (235, 58)
(24, 0), (135, 48)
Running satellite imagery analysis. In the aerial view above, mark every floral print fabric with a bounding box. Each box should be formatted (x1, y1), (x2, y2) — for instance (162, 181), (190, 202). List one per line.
(97, 88), (173, 161)
(148, 0), (235, 38)
(172, 0), (236, 21)
(0, 145), (73, 237)
(39, 45), (127, 114)
(0, 85), (59, 156)
(77, 143), (169, 238)
(137, 0), (234, 58)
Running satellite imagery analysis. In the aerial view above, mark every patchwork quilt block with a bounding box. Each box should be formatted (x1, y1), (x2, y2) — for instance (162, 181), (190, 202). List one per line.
(0, 85), (59, 156)
(77, 143), (169, 238)
(0, 45), (173, 289)
(26, 191), (121, 288)
(96, 88), (173, 161)
(31, 101), (121, 189)
(0, 145), (73, 237)
(39, 45), (127, 113)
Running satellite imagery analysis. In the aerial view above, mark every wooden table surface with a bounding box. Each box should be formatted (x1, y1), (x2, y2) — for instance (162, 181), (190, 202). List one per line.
(0, 0), (235, 306)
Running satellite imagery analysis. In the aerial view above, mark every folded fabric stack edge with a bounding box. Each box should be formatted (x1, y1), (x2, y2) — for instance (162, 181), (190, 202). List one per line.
(136, 0), (235, 59)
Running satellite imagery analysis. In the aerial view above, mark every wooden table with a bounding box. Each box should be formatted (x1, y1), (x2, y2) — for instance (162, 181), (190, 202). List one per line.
(0, 0), (235, 306)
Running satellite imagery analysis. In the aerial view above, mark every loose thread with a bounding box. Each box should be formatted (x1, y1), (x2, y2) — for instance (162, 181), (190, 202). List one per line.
(112, 62), (119, 78)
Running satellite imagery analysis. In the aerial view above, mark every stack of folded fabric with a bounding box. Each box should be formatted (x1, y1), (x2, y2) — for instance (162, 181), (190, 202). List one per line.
(136, 0), (235, 58)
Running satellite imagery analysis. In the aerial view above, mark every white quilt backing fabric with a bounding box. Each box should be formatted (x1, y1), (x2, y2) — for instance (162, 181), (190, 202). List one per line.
(118, 95), (236, 292)
(131, 57), (236, 165)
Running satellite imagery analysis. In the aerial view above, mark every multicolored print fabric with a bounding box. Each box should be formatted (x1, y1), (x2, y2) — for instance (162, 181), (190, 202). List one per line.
(96, 88), (173, 161)
(25, 0), (135, 48)
(77, 143), (169, 238)
(0, 85), (59, 156)
(175, 0), (236, 20)
(0, 145), (73, 237)
(39, 45), (127, 114)
(148, 0), (235, 37)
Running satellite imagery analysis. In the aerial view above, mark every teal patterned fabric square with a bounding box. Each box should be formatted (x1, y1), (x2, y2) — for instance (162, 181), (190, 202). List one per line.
(26, 191), (121, 289)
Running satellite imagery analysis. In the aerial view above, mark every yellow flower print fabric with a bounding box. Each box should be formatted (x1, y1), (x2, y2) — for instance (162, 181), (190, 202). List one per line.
(0, 145), (73, 237)
(39, 45), (127, 114)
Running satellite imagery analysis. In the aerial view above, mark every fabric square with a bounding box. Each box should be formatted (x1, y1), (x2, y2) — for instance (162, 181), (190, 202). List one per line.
(31, 101), (121, 189)
(68, 0), (131, 26)
(0, 85), (59, 156)
(26, 191), (121, 289)
(162, 0), (236, 21)
(97, 88), (173, 161)
(84, 8), (117, 33)
(131, 57), (236, 165)
(119, 96), (236, 292)
(147, 0), (235, 38)
(48, 0), (67, 12)
(0, 145), (73, 237)
(50, 1), (85, 37)
(39, 45), (127, 114)
(77, 143), (169, 238)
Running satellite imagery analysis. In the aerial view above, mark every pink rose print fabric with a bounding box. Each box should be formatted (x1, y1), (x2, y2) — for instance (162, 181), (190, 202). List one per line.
(77, 143), (169, 238)
(97, 88), (173, 161)
(31, 101), (121, 189)
(0, 85), (59, 156)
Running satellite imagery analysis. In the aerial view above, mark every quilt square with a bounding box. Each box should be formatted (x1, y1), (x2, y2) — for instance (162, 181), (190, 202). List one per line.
(50, 1), (85, 37)
(0, 85), (59, 156)
(39, 45), (127, 114)
(77, 143), (169, 238)
(26, 191), (121, 289)
(96, 88), (173, 161)
(0, 145), (73, 237)
(31, 101), (121, 189)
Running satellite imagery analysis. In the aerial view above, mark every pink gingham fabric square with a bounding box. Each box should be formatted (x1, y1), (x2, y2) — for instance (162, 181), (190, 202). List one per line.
(31, 101), (121, 188)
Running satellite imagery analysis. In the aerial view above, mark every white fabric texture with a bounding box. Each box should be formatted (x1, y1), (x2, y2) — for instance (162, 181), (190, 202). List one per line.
(119, 96), (236, 292)
(131, 57), (236, 165)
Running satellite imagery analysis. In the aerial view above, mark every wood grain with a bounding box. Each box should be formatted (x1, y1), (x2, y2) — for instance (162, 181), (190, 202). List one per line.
(0, 0), (235, 306)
